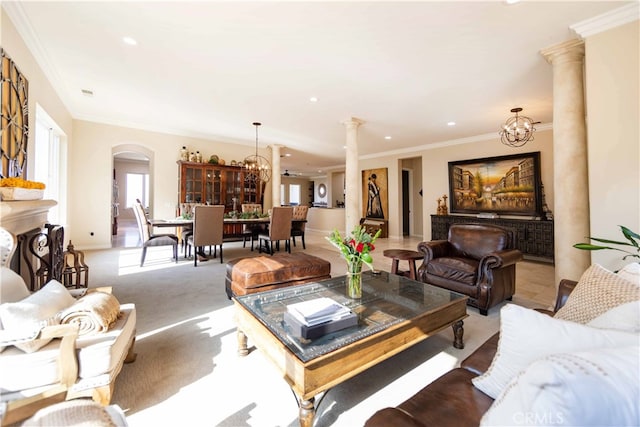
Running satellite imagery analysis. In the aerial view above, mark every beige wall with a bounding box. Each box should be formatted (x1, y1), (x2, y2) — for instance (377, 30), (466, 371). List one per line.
(71, 120), (271, 249)
(361, 129), (554, 240)
(584, 20), (640, 272)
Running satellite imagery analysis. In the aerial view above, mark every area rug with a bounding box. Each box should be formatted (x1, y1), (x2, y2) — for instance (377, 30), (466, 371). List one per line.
(86, 244), (504, 427)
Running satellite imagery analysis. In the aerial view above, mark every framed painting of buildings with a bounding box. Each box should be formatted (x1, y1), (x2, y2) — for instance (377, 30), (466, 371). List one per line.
(448, 152), (542, 217)
(362, 168), (388, 219)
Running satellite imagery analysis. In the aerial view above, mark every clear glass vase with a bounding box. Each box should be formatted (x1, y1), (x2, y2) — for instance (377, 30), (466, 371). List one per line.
(346, 262), (363, 299)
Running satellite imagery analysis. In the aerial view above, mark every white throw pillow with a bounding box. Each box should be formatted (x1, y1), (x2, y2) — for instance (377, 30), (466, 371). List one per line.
(480, 346), (640, 426)
(554, 264), (639, 324)
(587, 300), (640, 333)
(0, 280), (76, 353)
(618, 262), (640, 286)
(472, 304), (638, 400)
(0, 267), (30, 303)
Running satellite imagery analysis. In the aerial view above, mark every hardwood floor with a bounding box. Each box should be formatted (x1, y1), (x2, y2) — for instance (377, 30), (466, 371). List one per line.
(112, 218), (557, 309)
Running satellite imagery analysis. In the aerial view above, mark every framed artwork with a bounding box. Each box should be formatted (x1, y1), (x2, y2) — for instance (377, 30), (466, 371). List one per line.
(1, 48), (29, 179)
(448, 152), (542, 217)
(362, 168), (388, 219)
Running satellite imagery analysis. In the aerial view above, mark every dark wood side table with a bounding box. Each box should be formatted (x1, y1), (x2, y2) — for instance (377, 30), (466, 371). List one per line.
(383, 249), (423, 280)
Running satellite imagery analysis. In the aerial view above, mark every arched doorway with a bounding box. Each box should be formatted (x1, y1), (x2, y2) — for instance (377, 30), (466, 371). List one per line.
(112, 145), (154, 247)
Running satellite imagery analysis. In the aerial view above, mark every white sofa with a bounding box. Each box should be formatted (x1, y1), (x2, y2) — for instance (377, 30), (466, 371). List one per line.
(0, 267), (137, 408)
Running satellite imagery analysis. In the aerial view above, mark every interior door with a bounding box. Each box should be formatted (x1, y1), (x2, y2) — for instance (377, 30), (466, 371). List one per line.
(402, 170), (410, 236)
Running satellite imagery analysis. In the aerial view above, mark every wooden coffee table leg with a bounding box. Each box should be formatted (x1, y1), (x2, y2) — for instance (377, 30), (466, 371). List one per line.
(452, 320), (464, 349)
(237, 329), (249, 356)
(298, 397), (315, 427)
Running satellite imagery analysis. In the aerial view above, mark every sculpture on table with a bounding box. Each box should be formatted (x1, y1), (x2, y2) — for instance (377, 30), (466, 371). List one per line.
(436, 194), (448, 215)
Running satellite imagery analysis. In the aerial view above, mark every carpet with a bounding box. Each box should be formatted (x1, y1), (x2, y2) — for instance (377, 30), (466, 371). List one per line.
(86, 243), (506, 427)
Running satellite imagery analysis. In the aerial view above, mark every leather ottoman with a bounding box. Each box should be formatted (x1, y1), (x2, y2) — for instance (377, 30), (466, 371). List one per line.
(225, 252), (331, 299)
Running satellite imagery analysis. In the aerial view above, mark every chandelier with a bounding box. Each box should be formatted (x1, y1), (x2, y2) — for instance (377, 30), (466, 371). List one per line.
(244, 122), (271, 184)
(499, 107), (538, 147)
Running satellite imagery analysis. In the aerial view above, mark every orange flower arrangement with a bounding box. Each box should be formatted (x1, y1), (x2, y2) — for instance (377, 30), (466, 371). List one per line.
(0, 177), (46, 190)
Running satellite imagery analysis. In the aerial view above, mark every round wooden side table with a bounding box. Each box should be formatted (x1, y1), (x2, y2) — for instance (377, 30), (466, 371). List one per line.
(382, 249), (424, 280)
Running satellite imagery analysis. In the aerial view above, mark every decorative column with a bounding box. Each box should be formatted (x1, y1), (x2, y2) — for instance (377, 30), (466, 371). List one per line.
(341, 117), (365, 234)
(270, 144), (283, 208)
(541, 39), (590, 284)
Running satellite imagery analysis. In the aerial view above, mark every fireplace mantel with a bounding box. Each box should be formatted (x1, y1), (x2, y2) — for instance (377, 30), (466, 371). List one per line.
(0, 199), (57, 236)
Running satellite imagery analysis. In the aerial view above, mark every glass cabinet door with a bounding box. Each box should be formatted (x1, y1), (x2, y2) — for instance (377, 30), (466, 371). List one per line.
(184, 167), (203, 203)
(225, 170), (242, 211)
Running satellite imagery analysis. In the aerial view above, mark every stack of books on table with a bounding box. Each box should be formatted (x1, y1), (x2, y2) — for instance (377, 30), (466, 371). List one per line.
(284, 297), (358, 339)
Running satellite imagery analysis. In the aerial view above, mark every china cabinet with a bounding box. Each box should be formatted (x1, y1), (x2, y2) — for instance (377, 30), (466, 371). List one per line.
(177, 161), (261, 210)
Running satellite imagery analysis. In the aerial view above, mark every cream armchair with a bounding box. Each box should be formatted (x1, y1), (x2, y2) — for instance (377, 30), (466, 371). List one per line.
(0, 266), (137, 422)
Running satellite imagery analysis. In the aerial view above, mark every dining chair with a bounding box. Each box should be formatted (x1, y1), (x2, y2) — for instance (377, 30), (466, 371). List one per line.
(187, 205), (225, 266)
(291, 205), (309, 250)
(241, 203), (264, 251)
(258, 207), (293, 255)
(132, 202), (178, 267)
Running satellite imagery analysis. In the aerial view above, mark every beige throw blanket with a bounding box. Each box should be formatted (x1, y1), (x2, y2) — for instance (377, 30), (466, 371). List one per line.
(59, 292), (121, 336)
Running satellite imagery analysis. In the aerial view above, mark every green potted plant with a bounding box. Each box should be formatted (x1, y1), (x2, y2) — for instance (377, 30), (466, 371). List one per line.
(574, 225), (640, 263)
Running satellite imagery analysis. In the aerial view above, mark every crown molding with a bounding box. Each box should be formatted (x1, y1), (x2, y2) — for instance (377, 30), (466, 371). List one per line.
(2, 2), (73, 113)
(359, 123), (553, 161)
(571, 2), (639, 38)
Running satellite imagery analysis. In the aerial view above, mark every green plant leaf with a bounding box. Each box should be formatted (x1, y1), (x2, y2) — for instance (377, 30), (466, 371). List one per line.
(573, 243), (612, 251)
(620, 225), (640, 248)
(587, 237), (633, 246)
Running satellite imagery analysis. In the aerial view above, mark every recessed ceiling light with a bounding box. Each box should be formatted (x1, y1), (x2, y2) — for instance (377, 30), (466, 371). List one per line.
(343, 145), (347, 149)
(447, 121), (456, 126)
(384, 136), (392, 140)
(81, 89), (94, 97)
(123, 36), (137, 46)
(505, 0), (521, 4)
(284, 153), (291, 157)
(309, 97), (318, 102)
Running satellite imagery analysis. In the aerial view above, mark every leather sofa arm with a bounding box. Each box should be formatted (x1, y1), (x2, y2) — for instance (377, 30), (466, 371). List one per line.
(417, 240), (450, 262)
(554, 279), (578, 312)
(479, 248), (523, 270)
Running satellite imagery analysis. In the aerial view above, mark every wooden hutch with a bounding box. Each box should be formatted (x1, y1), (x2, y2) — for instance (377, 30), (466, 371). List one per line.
(177, 161), (263, 238)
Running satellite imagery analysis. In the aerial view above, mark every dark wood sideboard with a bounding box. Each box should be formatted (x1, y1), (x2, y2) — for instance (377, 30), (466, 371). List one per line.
(431, 215), (554, 263)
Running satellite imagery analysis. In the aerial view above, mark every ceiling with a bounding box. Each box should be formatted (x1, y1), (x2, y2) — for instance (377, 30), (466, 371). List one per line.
(4, 1), (629, 177)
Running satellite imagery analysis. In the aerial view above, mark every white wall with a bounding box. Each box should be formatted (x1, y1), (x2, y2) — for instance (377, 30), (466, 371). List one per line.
(584, 20), (640, 272)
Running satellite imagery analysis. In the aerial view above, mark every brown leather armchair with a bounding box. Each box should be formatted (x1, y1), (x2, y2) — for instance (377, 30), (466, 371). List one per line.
(417, 224), (523, 315)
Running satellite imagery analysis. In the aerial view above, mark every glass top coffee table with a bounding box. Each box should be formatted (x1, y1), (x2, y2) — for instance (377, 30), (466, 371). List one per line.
(234, 270), (468, 427)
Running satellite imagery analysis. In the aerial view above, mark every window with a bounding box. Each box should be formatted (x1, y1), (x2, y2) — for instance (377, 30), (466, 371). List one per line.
(34, 105), (67, 225)
(126, 173), (149, 208)
(280, 184), (285, 206)
(289, 184), (301, 206)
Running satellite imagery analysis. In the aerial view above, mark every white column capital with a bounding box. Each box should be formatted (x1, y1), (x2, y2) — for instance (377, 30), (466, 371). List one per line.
(341, 117), (366, 129)
(540, 39), (585, 65)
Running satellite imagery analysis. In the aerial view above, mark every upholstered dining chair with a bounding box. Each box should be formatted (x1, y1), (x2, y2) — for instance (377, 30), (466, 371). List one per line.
(132, 202), (178, 267)
(241, 203), (264, 251)
(187, 205), (225, 266)
(258, 207), (293, 255)
(291, 205), (309, 250)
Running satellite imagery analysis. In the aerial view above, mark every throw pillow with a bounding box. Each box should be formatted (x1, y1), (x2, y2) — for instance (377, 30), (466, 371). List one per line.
(480, 345), (640, 426)
(554, 263), (639, 324)
(587, 300), (640, 333)
(472, 304), (637, 400)
(0, 267), (30, 303)
(0, 280), (76, 353)
(618, 262), (640, 285)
